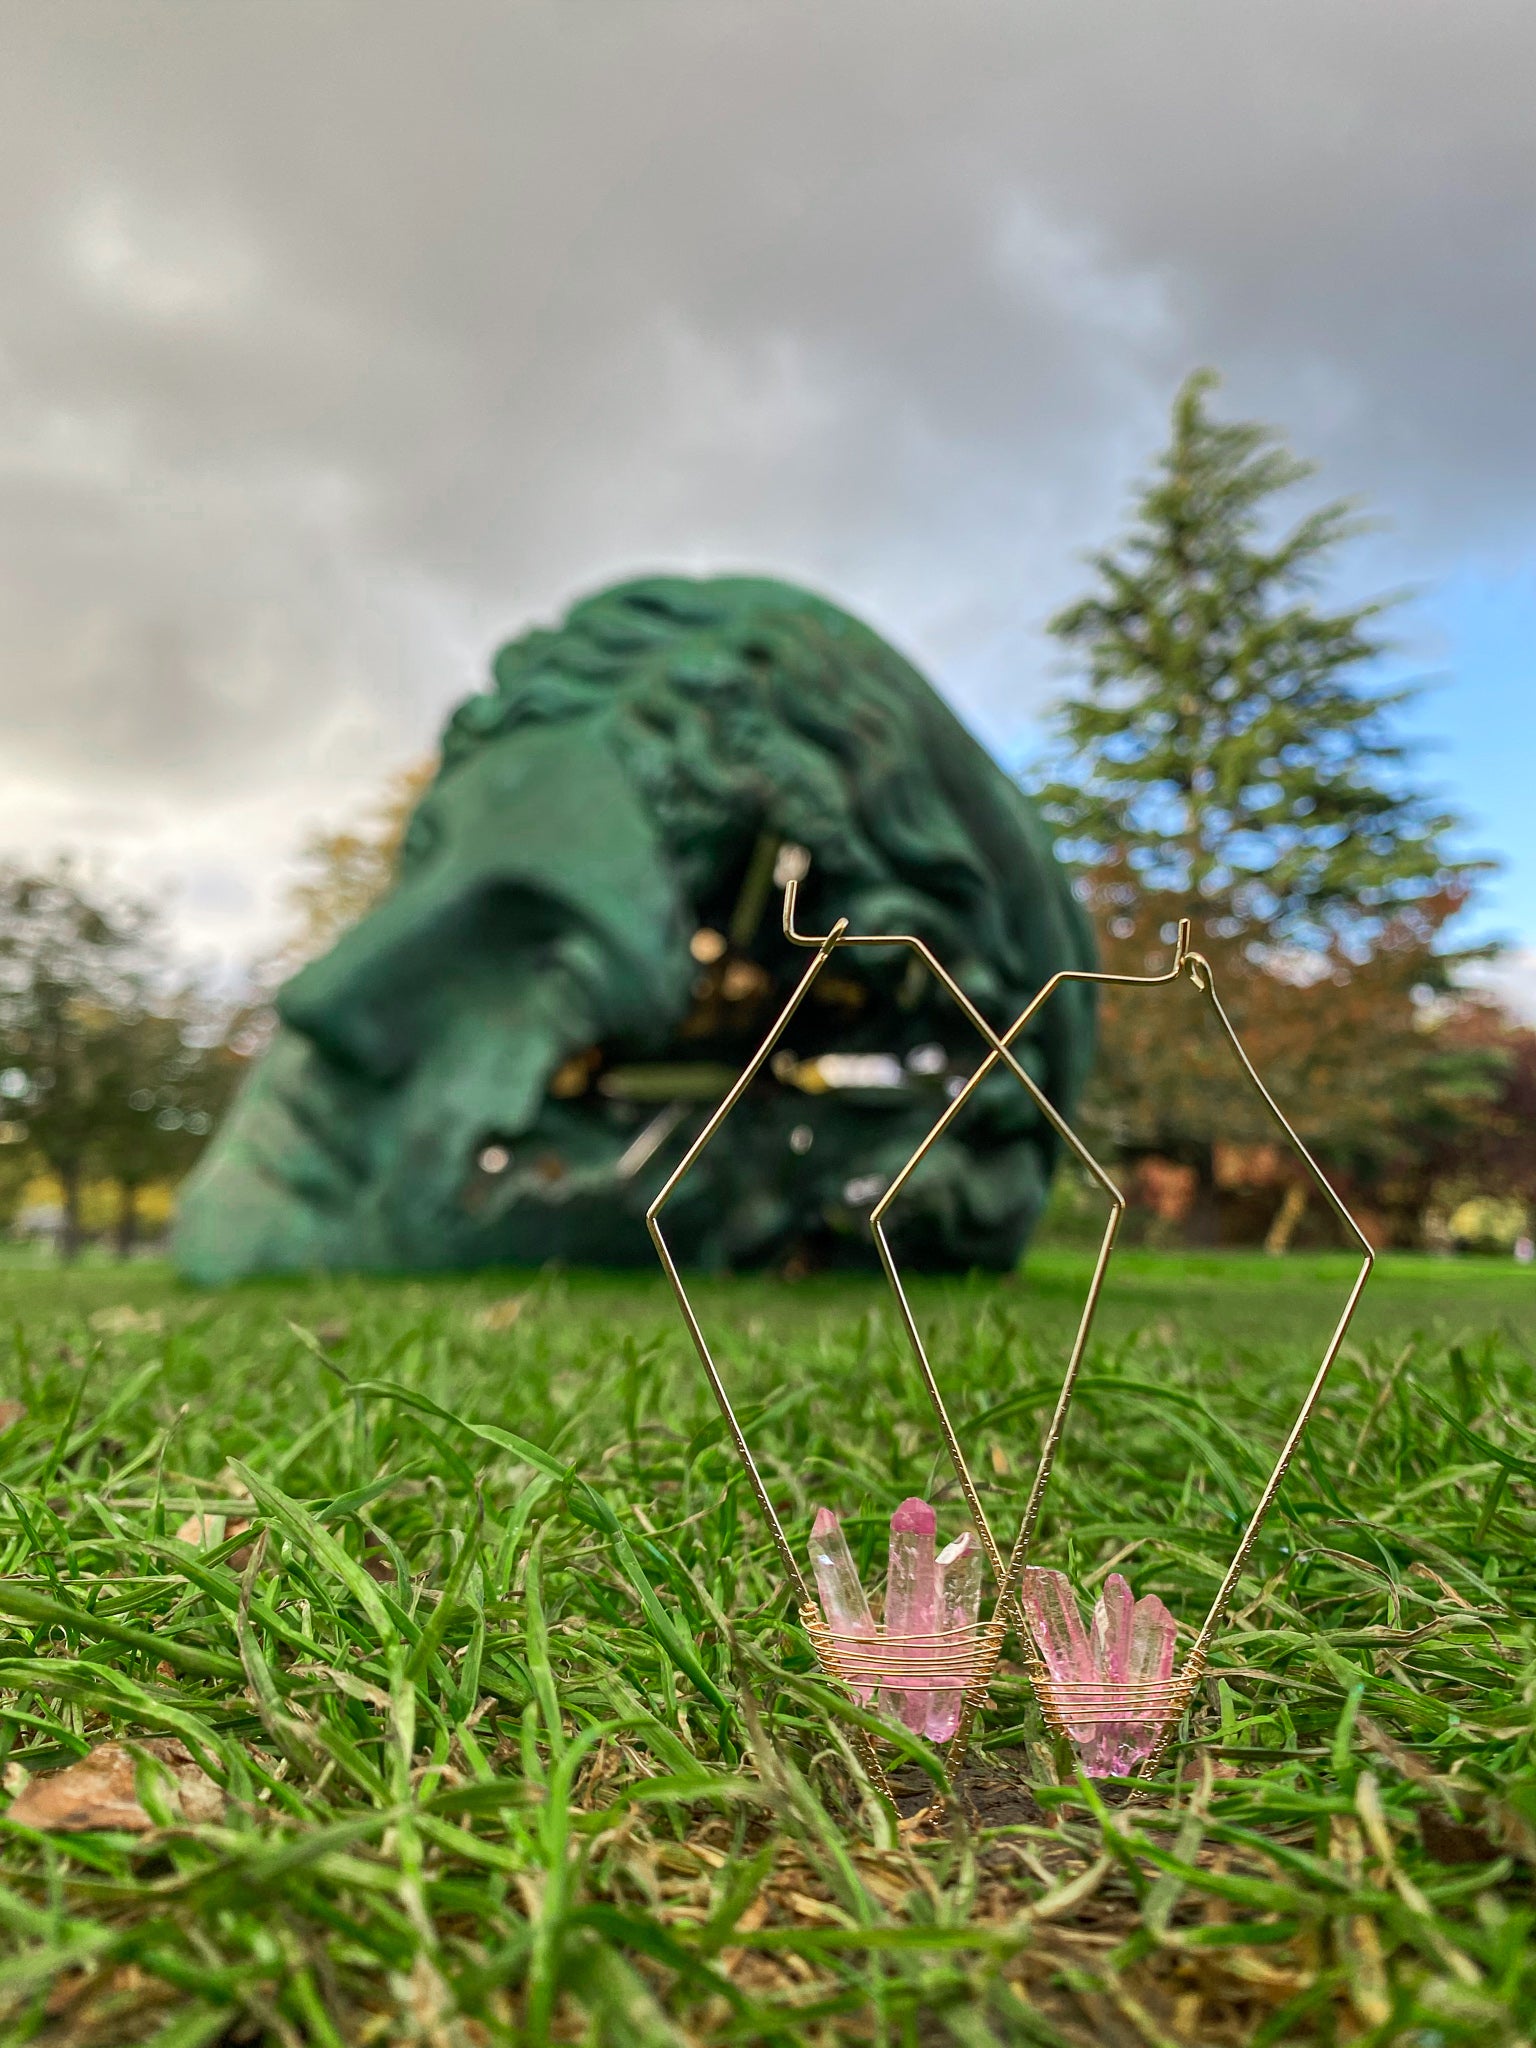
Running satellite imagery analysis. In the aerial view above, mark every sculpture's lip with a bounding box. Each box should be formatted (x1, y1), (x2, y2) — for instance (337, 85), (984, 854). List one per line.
(258, 1059), (625, 1227)
(253, 1073), (372, 1207)
(454, 1103), (656, 1228)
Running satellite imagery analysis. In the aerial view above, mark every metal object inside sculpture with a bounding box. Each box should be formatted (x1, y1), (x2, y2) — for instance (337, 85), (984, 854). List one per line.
(175, 575), (1094, 1281)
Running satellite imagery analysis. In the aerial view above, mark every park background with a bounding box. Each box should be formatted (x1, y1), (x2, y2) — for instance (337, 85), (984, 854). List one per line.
(2, 4), (1535, 1260)
(0, 9), (1534, 2048)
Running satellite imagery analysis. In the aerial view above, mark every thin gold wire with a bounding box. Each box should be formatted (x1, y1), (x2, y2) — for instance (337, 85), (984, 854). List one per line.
(873, 914), (1376, 1774)
(801, 1617), (1006, 1689)
(646, 849), (1063, 1788)
(778, 862), (1119, 1596)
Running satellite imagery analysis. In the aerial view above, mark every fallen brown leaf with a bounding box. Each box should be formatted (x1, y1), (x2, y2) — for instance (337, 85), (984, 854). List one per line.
(0, 1400), (25, 1432)
(6, 1739), (223, 1833)
(43, 1965), (90, 2017)
(473, 1295), (527, 1332)
(41, 1960), (178, 2036)
(782, 1889), (843, 1923)
(174, 1512), (253, 1571)
(87, 1306), (164, 1336)
(1420, 1808), (1500, 1866)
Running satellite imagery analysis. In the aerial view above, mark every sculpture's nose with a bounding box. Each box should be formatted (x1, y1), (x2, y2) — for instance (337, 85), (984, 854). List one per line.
(277, 880), (462, 1082)
(276, 722), (693, 1085)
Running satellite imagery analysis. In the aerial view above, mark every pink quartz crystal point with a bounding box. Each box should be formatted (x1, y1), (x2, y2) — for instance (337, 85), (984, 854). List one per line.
(808, 1508), (876, 1702)
(1129, 1592), (1177, 1695)
(1019, 1567), (1097, 1741)
(1084, 1576), (1180, 1777)
(1024, 1569), (1181, 1777)
(883, 1497), (938, 1733)
(1116, 1588), (1179, 1775)
(1090, 1573), (1135, 1684)
(1084, 1573), (1137, 1776)
(926, 1529), (983, 1743)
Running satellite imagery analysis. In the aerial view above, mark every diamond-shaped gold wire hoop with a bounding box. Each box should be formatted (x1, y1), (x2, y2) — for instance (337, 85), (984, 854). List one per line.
(647, 851), (1084, 1792)
(874, 918), (1377, 1775)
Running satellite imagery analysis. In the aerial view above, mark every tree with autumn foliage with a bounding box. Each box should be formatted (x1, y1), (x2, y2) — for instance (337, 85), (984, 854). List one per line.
(260, 760), (435, 985)
(1038, 371), (1495, 1246)
(1395, 1000), (1536, 1247)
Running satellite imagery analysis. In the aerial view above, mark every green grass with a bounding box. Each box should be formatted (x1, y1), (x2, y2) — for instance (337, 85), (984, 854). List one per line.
(0, 1250), (1530, 2044)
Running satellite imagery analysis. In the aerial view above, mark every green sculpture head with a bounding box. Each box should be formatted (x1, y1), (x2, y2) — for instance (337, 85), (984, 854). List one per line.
(175, 575), (1095, 1281)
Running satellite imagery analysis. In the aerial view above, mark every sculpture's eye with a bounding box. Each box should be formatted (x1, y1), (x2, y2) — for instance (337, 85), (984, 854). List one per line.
(399, 811), (441, 872)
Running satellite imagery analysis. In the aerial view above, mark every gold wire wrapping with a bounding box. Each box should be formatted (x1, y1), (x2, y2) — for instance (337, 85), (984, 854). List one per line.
(1026, 1656), (1205, 1781)
(802, 1603), (1009, 1793)
(803, 1608), (1008, 1695)
(1027, 1662), (1204, 1733)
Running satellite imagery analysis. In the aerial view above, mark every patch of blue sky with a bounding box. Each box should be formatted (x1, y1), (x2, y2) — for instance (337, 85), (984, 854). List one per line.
(1396, 564), (1536, 954)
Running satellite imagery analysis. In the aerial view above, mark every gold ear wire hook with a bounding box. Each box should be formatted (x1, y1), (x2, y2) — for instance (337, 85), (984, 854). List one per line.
(1174, 916), (1212, 990)
(776, 842), (823, 948)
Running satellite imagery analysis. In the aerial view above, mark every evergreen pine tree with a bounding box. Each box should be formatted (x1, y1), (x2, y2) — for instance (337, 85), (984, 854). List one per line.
(1039, 372), (1493, 1247)
(1042, 368), (1475, 957)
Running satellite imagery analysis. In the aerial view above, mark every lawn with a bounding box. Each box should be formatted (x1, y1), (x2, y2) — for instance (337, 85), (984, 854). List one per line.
(0, 1248), (1530, 2045)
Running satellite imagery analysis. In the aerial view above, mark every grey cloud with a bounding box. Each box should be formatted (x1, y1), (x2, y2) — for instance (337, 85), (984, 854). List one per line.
(0, 0), (1533, 966)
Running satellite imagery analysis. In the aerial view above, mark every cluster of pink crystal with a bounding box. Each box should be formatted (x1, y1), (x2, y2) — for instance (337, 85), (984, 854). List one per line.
(1018, 1567), (1179, 1777)
(808, 1498), (984, 1741)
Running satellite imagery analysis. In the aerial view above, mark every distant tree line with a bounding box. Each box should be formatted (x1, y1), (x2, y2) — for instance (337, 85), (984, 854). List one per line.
(0, 867), (250, 1258)
(3, 374), (1527, 1262)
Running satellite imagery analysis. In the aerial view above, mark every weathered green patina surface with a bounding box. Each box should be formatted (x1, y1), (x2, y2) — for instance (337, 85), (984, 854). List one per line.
(175, 576), (1095, 1280)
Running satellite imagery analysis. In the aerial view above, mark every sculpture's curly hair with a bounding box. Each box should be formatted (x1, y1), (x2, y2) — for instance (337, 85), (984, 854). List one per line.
(442, 575), (1091, 1013)
(431, 573), (1096, 1267)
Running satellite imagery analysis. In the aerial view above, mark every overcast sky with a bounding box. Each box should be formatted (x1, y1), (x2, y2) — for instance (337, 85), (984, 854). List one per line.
(3, 0), (1534, 1013)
